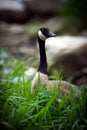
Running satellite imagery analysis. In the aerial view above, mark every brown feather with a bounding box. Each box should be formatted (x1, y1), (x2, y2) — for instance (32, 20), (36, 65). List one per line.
(31, 72), (78, 95)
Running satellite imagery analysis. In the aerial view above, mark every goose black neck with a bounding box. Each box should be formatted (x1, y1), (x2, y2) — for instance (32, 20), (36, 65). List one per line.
(38, 37), (47, 74)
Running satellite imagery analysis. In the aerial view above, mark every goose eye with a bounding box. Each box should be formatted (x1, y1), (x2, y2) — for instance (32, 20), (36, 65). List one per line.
(42, 29), (49, 36)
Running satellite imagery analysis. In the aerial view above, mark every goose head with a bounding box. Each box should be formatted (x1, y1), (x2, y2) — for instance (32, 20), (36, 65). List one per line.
(38, 28), (56, 41)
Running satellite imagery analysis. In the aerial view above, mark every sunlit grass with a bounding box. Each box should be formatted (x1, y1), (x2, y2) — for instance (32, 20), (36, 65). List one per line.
(0, 50), (87, 130)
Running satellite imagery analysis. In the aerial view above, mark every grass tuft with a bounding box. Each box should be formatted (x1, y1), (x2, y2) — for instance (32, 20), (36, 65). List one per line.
(0, 50), (87, 130)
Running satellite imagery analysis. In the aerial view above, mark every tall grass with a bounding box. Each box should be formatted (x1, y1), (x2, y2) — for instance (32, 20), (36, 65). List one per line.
(0, 50), (87, 130)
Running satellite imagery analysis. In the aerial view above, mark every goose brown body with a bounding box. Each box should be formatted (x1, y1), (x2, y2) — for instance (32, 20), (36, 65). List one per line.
(31, 72), (78, 95)
(31, 28), (78, 95)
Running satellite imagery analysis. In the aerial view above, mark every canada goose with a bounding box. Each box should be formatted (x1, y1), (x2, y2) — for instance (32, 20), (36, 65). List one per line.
(31, 28), (78, 95)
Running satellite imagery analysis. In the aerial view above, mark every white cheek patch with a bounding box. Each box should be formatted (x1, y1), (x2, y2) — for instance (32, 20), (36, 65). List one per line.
(38, 30), (47, 41)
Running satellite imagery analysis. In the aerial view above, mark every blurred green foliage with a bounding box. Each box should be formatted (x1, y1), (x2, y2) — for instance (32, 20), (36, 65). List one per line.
(60, 0), (87, 31)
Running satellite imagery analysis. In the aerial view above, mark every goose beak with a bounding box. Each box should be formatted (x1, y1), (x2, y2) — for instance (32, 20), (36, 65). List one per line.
(48, 32), (56, 37)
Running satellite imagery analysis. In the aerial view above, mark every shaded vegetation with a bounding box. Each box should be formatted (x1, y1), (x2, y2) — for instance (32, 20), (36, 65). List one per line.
(0, 49), (87, 130)
(60, 0), (87, 32)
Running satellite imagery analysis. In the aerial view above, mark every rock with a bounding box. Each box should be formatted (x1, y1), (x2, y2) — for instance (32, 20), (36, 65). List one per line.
(9, 25), (24, 34)
(45, 36), (87, 86)
(25, 67), (37, 78)
(0, 0), (64, 23)
(0, 23), (27, 46)
(0, 0), (29, 23)
(26, 0), (62, 14)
